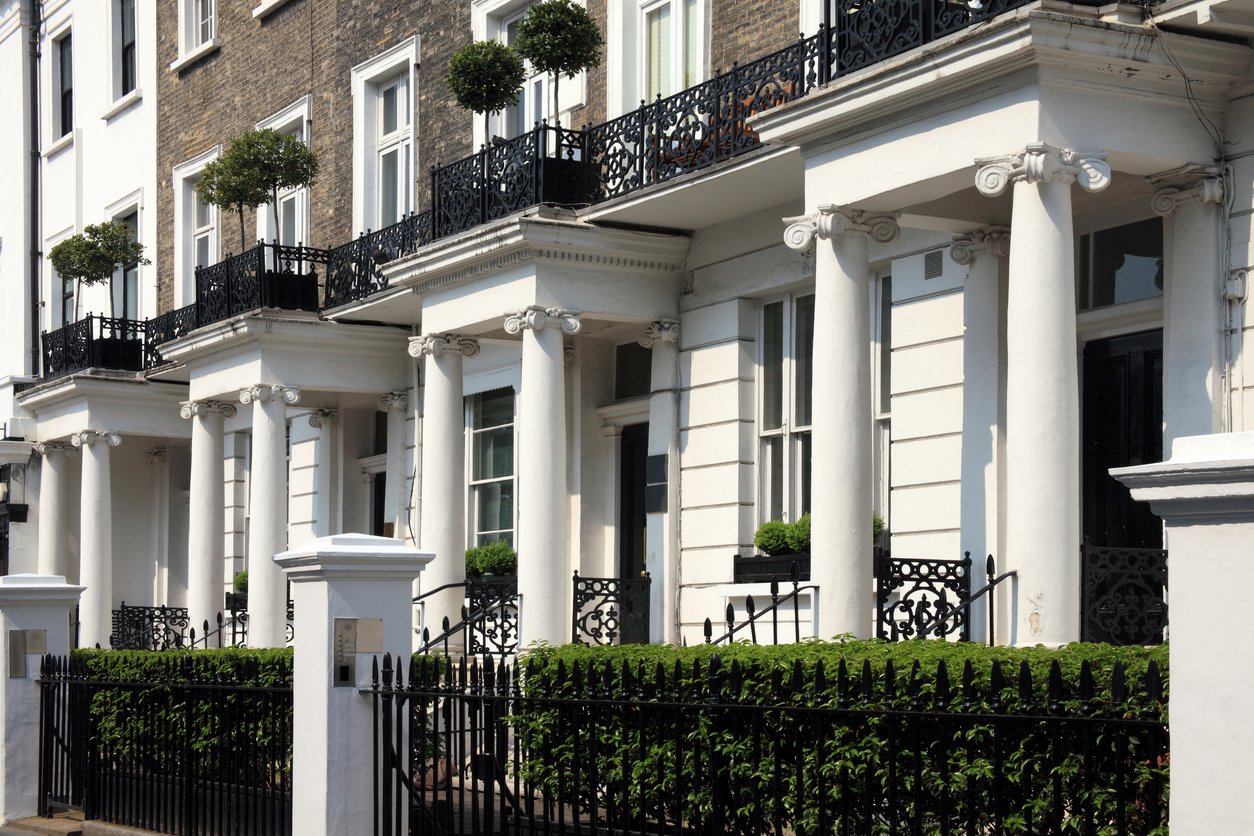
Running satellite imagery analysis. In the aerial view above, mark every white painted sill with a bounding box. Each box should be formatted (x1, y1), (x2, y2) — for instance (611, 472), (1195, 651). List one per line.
(253, 0), (295, 18)
(42, 132), (73, 158)
(169, 38), (221, 73)
(100, 89), (143, 121)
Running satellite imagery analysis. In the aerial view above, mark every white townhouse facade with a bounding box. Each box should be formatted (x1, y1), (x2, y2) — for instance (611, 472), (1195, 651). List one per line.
(1, 0), (1251, 651)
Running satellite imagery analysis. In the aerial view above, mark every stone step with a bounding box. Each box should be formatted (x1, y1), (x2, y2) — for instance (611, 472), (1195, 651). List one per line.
(6, 815), (82, 836)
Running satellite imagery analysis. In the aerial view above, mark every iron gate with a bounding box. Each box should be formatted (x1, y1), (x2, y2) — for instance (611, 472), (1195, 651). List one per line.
(1080, 543), (1168, 645)
(571, 572), (651, 645)
(875, 553), (973, 641)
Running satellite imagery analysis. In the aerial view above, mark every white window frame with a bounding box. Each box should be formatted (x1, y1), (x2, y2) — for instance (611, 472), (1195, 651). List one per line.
(499, 5), (550, 141)
(103, 190), (146, 321)
(256, 97), (313, 248)
(465, 388), (518, 548)
(170, 0), (221, 72)
(172, 146), (221, 309)
(110, 0), (140, 104)
(351, 38), (419, 235)
(44, 227), (75, 330)
(872, 271), (892, 532)
(376, 75), (412, 230)
(52, 24), (73, 141)
(757, 291), (814, 525)
(604, 0), (706, 119)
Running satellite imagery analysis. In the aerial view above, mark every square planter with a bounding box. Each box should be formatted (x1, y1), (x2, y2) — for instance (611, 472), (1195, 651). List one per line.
(262, 271), (319, 312)
(90, 336), (144, 371)
(539, 156), (585, 206)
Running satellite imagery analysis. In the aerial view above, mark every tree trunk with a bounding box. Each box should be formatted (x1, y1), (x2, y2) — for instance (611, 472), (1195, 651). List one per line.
(271, 186), (281, 245)
(552, 74), (560, 131)
(237, 205), (247, 253)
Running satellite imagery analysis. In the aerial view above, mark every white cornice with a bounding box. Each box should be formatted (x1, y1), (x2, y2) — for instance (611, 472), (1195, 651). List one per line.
(17, 375), (188, 415)
(382, 214), (691, 297)
(157, 313), (409, 367)
(753, 3), (1248, 154)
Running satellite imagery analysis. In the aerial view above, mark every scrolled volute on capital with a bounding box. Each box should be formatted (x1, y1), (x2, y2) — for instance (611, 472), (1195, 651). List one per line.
(638, 320), (680, 348)
(504, 306), (582, 336)
(949, 227), (1010, 266)
(408, 334), (481, 359)
(240, 385), (301, 406)
(34, 441), (78, 459)
(71, 430), (121, 448)
(179, 400), (238, 421)
(782, 206), (900, 252)
(975, 144), (1111, 197)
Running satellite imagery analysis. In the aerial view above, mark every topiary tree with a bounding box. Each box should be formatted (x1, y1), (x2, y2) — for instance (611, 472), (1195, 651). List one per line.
(513, 0), (604, 128)
(753, 520), (792, 557)
(446, 40), (528, 142)
(49, 220), (150, 321)
(197, 128), (319, 253)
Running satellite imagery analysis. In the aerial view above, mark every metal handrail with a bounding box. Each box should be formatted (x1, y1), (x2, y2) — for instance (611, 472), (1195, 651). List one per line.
(416, 595), (516, 656)
(913, 554), (1017, 645)
(705, 561), (816, 645)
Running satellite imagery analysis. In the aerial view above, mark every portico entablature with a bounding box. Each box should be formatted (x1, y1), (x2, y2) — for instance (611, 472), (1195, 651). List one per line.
(751, 2), (1245, 213)
(17, 376), (192, 443)
(153, 316), (411, 404)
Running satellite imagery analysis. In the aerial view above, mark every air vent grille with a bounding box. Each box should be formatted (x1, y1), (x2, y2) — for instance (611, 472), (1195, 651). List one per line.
(924, 249), (944, 280)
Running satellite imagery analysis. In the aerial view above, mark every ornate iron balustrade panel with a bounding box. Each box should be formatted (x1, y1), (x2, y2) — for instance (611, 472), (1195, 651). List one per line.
(466, 577), (518, 656)
(833, 0), (924, 77)
(324, 213), (432, 308)
(196, 246), (264, 328)
(876, 553), (972, 641)
(484, 131), (539, 221)
(585, 110), (647, 202)
(1081, 543), (1168, 645)
(109, 603), (190, 650)
(572, 572), (652, 646)
(41, 317), (92, 379)
(143, 304), (197, 369)
(433, 153), (486, 239)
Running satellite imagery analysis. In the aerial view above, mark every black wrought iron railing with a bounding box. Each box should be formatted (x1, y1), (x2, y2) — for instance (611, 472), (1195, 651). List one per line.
(572, 572), (651, 646)
(876, 551), (974, 641)
(706, 561), (818, 645)
(1081, 542), (1168, 646)
(41, 314), (147, 380)
(414, 576), (519, 657)
(324, 212), (433, 308)
(109, 603), (191, 651)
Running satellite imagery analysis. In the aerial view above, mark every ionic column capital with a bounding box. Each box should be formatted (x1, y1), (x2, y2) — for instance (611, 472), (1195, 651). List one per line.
(408, 333), (481, 359)
(307, 409), (340, 429)
(782, 205), (900, 252)
(34, 441), (78, 459)
(180, 399), (239, 420)
(240, 384), (300, 406)
(1151, 177), (1225, 216)
(377, 392), (409, 412)
(949, 226), (1011, 266)
(638, 320), (680, 348)
(71, 430), (121, 448)
(975, 144), (1111, 197)
(504, 305), (583, 336)
(145, 448), (168, 464)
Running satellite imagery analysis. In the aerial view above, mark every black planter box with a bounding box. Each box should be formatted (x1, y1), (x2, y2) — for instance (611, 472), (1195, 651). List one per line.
(733, 553), (811, 584)
(539, 156), (585, 206)
(262, 271), (319, 312)
(225, 591), (248, 612)
(90, 337), (144, 371)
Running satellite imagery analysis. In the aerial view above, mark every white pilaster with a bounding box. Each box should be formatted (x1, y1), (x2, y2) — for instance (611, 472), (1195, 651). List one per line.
(640, 320), (681, 644)
(783, 206), (899, 639)
(308, 411), (340, 538)
(1153, 171), (1225, 448)
(275, 534), (433, 836)
(72, 430), (121, 648)
(241, 384), (300, 647)
(35, 442), (76, 578)
(506, 306), (581, 647)
(410, 334), (480, 636)
(377, 392), (410, 540)
(976, 143), (1111, 646)
(146, 449), (170, 608)
(182, 400), (237, 637)
(951, 228), (1009, 643)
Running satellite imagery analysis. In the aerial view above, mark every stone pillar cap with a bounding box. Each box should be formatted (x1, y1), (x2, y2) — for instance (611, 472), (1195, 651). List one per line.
(275, 533), (435, 583)
(0, 440), (34, 466)
(0, 574), (86, 605)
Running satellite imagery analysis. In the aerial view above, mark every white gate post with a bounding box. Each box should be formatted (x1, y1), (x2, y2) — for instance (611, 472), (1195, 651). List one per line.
(0, 574), (84, 824)
(275, 534), (432, 836)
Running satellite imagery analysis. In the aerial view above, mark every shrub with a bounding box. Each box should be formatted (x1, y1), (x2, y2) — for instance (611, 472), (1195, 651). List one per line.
(233, 570), (248, 593)
(446, 40), (527, 140)
(513, 0), (604, 126)
(785, 513), (810, 553)
(48, 221), (150, 320)
(874, 513), (885, 543)
(753, 520), (792, 556)
(465, 541), (518, 576)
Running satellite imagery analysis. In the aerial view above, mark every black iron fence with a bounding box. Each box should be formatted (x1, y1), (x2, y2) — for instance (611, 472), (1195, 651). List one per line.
(877, 552), (974, 641)
(38, 654), (293, 835)
(415, 577), (519, 657)
(41, 314), (146, 379)
(110, 603), (192, 651)
(369, 650), (1167, 836)
(571, 572), (651, 646)
(325, 212), (434, 308)
(1081, 543), (1168, 646)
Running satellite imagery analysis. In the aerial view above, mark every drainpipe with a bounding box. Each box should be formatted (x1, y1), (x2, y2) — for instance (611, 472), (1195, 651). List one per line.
(23, 0), (42, 377)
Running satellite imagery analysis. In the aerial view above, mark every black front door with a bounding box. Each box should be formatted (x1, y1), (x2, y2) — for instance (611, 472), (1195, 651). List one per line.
(619, 423), (648, 579)
(1082, 330), (1164, 548)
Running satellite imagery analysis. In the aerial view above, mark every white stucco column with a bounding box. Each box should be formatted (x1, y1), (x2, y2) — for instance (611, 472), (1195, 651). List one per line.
(72, 430), (120, 648)
(951, 228), (1009, 643)
(241, 384), (300, 648)
(640, 320), (681, 644)
(378, 392), (409, 539)
(506, 306), (581, 647)
(783, 206), (900, 639)
(0, 574), (84, 823)
(275, 534), (433, 836)
(409, 334), (479, 638)
(309, 411), (340, 538)
(182, 400), (236, 635)
(1153, 172), (1225, 449)
(976, 144), (1111, 646)
(35, 442), (76, 578)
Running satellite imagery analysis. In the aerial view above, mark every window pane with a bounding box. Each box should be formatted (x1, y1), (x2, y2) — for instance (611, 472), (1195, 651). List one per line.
(121, 264), (139, 320)
(195, 193), (210, 229)
(615, 342), (652, 400)
(475, 481), (514, 538)
(1088, 217), (1163, 309)
(195, 233), (210, 268)
(683, 0), (698, 89)
(380, 148), (398, 228)
(880, 277), (892, 414)
(398, 77), (409, 129)
(797, 431), (811, 518)
(280, 195), (297, 246)
(59, 36), (72, 137)
(121, 0), (136, 95)
(382, 84), (397, 135)
(794, 294), (814, 427)
(764, 436), (783, 522)
(646, 4), (672, 101)
(473, 427), (515, 481)
(472, 388), (514, 429)
(762, 301), (783, 431)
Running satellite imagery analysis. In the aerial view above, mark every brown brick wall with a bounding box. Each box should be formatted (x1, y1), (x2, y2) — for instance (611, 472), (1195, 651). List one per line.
(709, 0), (799, 78)
(581, 0), (608, 129)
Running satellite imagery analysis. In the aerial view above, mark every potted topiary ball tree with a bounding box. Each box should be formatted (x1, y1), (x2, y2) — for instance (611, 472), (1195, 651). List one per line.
(197, 128), (320, 311)
(48, 220), (151, 368)
(446, 40), (527, 144)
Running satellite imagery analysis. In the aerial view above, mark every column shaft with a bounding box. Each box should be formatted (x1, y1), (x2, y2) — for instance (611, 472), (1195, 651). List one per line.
(1005, 177), (1080, 646)
(386, 401), (408, 538)
(78, 437), (114, 648)
(188, 411), (227, 635)
(517, 325), (569, 646)
(37, 448), (70, 578)
(249, 395), (290, 647)
(419, 351), (466, 633)
(810, 233), (874, 639)
(645, 331), (680, 645)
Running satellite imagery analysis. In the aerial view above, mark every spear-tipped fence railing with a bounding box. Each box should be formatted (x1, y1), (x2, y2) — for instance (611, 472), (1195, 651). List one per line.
(368, 649), (1167, 836)
(706, 560), (816, 645)
(413, 577), (518, 657)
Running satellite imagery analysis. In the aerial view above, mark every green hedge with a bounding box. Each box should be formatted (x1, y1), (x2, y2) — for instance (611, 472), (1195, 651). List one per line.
(510, 640), (1168, 835)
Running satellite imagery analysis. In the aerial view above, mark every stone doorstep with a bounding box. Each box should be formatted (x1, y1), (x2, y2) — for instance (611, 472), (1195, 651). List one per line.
(7, 819), (165, 836)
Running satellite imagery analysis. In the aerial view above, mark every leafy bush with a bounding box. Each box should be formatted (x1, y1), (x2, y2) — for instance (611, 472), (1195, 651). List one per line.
(233, 570), (248, 593)
(512, 641), (1168, 835)
(465, 541), (518, 576)
(753, 520), (792, 556)
(785, 512), (810, 553)
(446, 40), (527, 139)
(874, 513), (885, 542)
(48, 221), (150, 320)
(513, 0), (604, 126)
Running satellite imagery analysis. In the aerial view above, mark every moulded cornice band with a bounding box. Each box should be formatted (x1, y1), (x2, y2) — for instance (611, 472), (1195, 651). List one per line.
(782, 205), (901, 252)
(975, 144), (1110, 197)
